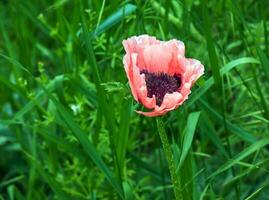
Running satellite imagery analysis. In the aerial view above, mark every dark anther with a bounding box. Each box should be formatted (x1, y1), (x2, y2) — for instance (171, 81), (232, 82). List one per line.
(140, 70), (181, 106)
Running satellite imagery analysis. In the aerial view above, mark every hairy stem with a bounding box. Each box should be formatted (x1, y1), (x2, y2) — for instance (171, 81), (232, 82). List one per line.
(156, 117), (183, 200)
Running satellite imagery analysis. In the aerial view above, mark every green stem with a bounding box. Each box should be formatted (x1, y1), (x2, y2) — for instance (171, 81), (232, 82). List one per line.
(156, 117), (183, 200)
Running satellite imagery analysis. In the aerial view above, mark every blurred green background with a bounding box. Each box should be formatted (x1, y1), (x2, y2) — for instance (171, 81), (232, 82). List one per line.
(1, 0), (269, 199)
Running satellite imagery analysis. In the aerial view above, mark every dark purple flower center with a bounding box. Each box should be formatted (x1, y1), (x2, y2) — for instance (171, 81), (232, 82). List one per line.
(140, 70), (181, 106)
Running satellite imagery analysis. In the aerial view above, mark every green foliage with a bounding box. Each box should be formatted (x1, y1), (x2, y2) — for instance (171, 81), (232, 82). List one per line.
(1, 0), (269, 199)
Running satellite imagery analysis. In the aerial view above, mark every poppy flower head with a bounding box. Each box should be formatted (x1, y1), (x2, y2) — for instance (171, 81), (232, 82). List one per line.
(122, 35), (204, 117)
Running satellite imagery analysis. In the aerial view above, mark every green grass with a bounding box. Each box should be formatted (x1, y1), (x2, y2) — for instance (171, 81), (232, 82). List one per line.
(1, 0), (269, 199)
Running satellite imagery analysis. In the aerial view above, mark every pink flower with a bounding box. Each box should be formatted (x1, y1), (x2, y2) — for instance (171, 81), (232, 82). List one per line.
(122, 35), (204, 117)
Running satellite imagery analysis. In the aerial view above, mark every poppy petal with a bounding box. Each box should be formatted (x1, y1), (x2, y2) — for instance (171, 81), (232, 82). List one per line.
(156, 92), (183, 111)
(142, 44), (172, 73)
(136, 109), (167, 117)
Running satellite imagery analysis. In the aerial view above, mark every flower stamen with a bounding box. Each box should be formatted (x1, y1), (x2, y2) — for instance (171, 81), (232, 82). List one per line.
(140, 70), (181, 106)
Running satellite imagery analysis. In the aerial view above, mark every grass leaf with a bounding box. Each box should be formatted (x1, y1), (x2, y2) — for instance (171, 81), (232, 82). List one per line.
(209, 139), (269, 178)
(187, 57), (260, 108)
(176, 111), (200, 172)
(44, 89), (124, 198)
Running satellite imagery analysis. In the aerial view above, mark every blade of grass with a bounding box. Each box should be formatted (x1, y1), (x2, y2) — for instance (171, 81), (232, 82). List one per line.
(33, 125), (100, 170)
(176, 111), (200, 172)
(202, 0), (221, 89)
(0, 14), (20, 78)
(80, 8), (123, 190)
(199, 112), (229, 158)
(116, 98), (132, 179)
(94, 4), (136, 37)
(187, 57), (260, 108)
(129, 153), (166, 182)
(12, 186), (26, 200)
(199, 184), (209, 200)
(43, 89), (124, 198)
(0, 75), (22, 94)
(199, 99), (257, 143)
(0, 176), (24, 188)
(80, 6), (116, 139)
(77, 4), (136, 39)
(227, 0), (269, 119)
(27, 156), (72, 200)
(0, 53), (30, 74)
(0, 75), (65, 125)
(208, 139), (269, 179)
(18, 1), (49, 35)
(245, 186), (265, 200)
(94, 0), (106, 36)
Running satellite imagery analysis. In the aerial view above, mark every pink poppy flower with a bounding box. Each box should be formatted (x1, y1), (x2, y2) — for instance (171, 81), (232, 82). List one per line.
(122, 35), (204, 117)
